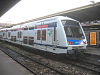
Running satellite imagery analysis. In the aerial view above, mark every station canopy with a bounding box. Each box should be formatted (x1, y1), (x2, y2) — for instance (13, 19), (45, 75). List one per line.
(0, 0), (20, 17)
(0, 1), (100, 27)
(23, 2), (100, 24)
(51, 2), (100, 22)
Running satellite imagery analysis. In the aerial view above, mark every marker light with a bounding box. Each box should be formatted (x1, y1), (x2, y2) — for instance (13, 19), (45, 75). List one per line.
(69, 41), (72, 45)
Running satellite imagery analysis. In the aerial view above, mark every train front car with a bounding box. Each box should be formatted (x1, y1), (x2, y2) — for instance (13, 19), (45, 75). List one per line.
(61, 17), (87, 54)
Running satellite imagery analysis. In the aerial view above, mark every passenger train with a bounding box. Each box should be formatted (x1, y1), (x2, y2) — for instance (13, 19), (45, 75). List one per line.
(0, 16), (87, 54)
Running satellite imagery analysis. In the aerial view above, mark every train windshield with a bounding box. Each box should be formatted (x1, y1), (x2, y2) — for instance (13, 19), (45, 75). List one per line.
(61, 20), (84, 38)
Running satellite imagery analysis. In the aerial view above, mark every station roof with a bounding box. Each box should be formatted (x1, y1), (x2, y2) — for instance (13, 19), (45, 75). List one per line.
(47, 2), (100, 22)
(20, 2), (100, 25)
(0, 0), (20, 17)
(0, 1), (100, 27)
(62, 2), (100, 22)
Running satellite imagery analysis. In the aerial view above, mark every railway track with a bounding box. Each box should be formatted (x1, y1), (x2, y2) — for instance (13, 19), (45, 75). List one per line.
(0, 41), (99, 75)
(63, 56), (100, 74)
(0, 45), (69, 75)
(76, 55), (100, 73)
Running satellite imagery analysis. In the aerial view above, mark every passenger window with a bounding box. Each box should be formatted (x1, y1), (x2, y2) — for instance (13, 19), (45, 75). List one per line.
(29, 37), (34, 45)
(23, 36), (27, 44)
(42, 30), (46, 41)
(18, 32), (19, 38)
(20, 31), (22, 38)
(14, 36), (16, 41)
(46, 22), (57, 27)
(18, 31), (22, 38)
(54, 27), (56, 41)
(37, 30), (41, 40)
(24, 27), (28, 30)
(8, 32), (10, 37)
(3, 33), (5, 37)
(11, 36), (16, 41)
(11, 36), (13, 41)
(29, 27), (34, 30)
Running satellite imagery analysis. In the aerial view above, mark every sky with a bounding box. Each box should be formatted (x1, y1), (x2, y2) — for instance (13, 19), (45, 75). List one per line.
(0, 0), (100, 24)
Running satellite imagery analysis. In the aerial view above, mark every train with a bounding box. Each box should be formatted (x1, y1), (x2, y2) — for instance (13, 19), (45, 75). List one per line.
(0, 16), (87, 54)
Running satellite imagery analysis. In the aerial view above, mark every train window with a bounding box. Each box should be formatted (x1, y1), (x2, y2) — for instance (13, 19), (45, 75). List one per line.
(70, 27), (83, 38)
(42, 30), (46, 41)
(19, 31), (22, 38)
(29, 37), (34, 45)
(11, 36), (16, 41)
(54, 27), (56, 41)
(3, 33), (5, 37)
(64, 27), (72, 37)
(46, 22), (57, 27)
(0, 35), (2, 38)
(61, 20), (79, 26)
(13, 36), (16, 41)
(11, 36), (13, 41)
(29, 27), (34, 30)
(8, 32), (10, 37)
(18, 32), (19, 38)
(24, 27), (28, 30)
(18, 32), (22, 38)
(23, 36), (27, 44)
(37, 30), (41, 40)
(62, 20), (84, 38)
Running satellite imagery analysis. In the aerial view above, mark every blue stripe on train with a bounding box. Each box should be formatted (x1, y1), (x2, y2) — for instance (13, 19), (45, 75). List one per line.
(67, 40), (82, 45)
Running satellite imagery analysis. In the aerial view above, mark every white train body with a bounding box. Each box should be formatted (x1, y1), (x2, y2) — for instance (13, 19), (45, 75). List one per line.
(0, 16), (87, 54)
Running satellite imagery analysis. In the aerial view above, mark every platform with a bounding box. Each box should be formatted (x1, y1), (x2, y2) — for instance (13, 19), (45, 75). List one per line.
(0, 50), (34, 75)
(85, 47), (100, 56)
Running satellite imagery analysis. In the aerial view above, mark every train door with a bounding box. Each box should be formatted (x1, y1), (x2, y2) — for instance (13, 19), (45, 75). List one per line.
(5, 32), (7, 39)
(3, 32), (5, 39)
(41, 28), (47, 44)
(36, 22), (42, 44)
(17, 31), (22, 44)
(47, 22), (57, 45)
(52, 24), (57, 46)
(8, 31), (10, 40)
(17, 31), (20, 43)
(89, 32), (96, 45)
(47, 28), (53, 45)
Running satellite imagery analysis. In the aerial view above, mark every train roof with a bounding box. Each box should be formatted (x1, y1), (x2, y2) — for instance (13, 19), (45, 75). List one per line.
(0, 27), (11, 31)
(29, 16), (76, 23)
(1, 16), (79, 29)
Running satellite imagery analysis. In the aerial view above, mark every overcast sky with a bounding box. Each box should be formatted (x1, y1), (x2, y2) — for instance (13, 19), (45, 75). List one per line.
(0, 0), (100, 24)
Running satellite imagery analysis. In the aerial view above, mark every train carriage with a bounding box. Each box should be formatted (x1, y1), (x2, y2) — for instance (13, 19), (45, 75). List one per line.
(0, 16), (87, 54)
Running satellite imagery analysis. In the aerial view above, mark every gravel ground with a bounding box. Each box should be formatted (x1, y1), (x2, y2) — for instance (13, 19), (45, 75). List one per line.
(0, 42), (99, 75)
